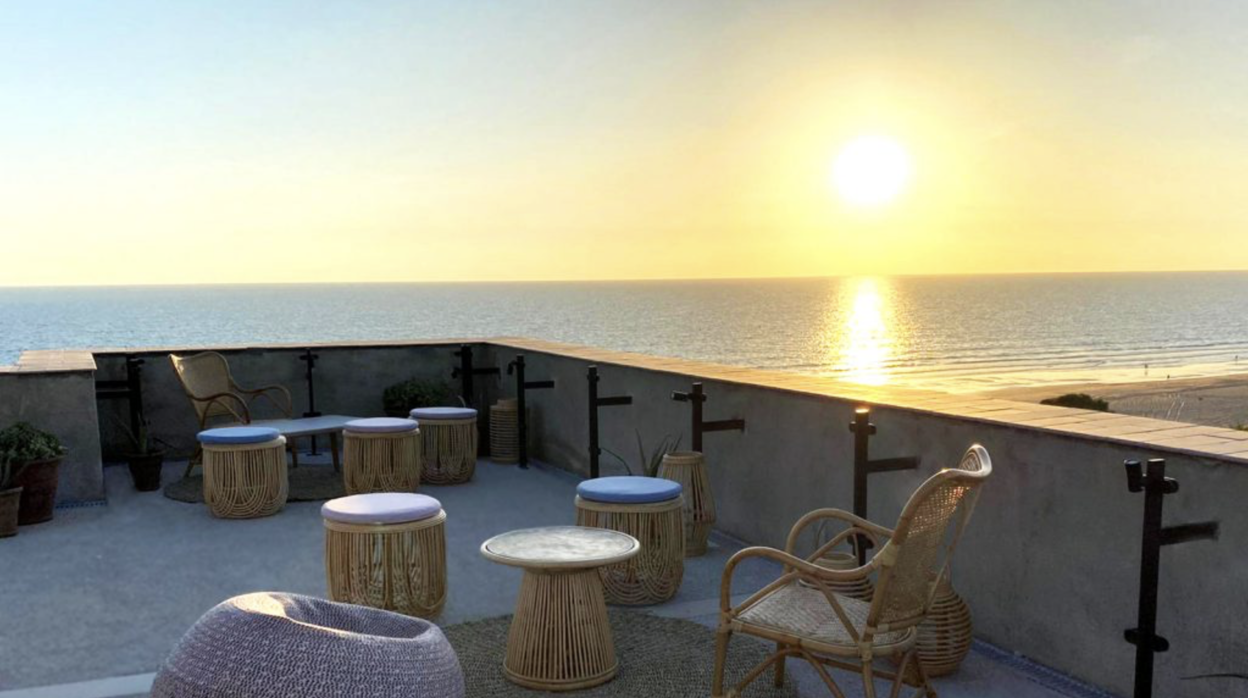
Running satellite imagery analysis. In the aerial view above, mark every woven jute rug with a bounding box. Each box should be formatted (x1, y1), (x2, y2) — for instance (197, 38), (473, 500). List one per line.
(442, 610), (798, 697)
(162, 466), (346, 504)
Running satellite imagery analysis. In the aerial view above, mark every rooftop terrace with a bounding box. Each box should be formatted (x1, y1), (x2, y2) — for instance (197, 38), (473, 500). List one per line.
(1, 337), (1243, 697)
(4, 455), (1113, 698)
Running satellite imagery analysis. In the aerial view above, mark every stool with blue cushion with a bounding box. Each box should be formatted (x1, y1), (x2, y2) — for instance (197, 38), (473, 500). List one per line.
(323, 492), (447, 618)
(197, 426), (288, 519)
(409, 407), (478, 485)
(342, 417), (421, 495)
(574, 476), (685, 605)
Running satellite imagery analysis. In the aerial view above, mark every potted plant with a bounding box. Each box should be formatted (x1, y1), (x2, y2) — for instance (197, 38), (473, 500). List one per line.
(0, 422), (66, 525)
(382, 378), (457, 417)
(604, 431), (681, 477)
(115, 416), (166, 492)
(0, 458), (24, 538)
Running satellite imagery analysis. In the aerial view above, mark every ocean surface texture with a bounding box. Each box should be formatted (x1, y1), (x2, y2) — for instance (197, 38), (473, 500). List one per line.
(1, 273), (1246, 392)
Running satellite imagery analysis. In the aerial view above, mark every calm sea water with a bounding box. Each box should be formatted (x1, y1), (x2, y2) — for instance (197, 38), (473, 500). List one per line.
(1, 273), (1246, 392)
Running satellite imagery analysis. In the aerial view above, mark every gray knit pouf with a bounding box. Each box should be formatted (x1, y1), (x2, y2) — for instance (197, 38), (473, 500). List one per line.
(151, 592), (465, 698)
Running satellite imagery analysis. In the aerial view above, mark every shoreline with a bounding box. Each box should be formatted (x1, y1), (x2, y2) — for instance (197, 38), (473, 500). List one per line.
(978, 372), (1248, 428)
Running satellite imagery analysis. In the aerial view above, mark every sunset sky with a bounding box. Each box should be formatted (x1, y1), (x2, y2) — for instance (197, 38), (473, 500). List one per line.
(2, 1), (1247, 285)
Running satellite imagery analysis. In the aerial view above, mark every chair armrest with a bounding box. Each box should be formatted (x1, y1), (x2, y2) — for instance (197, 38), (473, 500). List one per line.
(239, 384), (293, 417)
(785, 508), (894, 558)
(720, 546), (874, 612)
(196, 392), (252, 424)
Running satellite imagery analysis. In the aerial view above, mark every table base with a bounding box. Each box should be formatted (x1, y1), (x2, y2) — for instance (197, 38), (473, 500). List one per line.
(504, 567), (618, 691)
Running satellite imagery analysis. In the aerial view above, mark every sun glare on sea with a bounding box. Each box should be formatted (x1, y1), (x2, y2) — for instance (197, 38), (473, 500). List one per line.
(831, 135), (913, 207)
(830, 277), (894, 386)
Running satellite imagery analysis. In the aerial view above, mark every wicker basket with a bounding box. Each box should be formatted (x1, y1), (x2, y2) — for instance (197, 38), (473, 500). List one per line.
(489, 402), (520, 464)
(916, 576), (973, 676)
(656, 451), (715, 556)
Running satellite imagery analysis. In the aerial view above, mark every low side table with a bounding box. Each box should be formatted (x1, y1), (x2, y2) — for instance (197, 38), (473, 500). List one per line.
(481, 526), (640, 691)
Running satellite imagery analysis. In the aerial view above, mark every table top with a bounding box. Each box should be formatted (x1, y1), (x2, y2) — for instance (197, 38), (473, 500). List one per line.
(481, 526), (640, 570)
(249, 415), (360, 437)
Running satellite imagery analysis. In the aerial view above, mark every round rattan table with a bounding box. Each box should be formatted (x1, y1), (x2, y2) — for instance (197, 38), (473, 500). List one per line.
(481, 526), (640, 691)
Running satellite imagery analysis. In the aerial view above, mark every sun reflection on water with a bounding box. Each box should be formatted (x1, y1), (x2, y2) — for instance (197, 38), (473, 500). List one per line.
(831, 277), (894, 385)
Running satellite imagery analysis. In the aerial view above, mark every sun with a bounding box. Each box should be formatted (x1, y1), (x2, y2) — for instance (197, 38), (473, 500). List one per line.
(831, 135), (913, 207)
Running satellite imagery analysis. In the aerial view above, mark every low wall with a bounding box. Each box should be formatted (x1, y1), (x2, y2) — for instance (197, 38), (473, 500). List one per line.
(0, 351), (104, 502)
(9, 336), (1247, 696)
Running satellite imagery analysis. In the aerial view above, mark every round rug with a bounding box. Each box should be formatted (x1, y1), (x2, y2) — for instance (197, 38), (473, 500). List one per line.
(442, 610), (798, 697)
(163, 465), (346, 504)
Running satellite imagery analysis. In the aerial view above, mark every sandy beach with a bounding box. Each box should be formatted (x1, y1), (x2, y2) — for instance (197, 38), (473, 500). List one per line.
(981, 373), (1248, 429)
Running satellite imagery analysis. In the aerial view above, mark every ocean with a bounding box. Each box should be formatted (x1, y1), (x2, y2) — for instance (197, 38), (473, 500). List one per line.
(1, 272), (1246, 392)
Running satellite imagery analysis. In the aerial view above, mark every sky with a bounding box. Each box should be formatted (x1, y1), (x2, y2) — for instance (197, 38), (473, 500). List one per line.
(1, 1), (1247, 285)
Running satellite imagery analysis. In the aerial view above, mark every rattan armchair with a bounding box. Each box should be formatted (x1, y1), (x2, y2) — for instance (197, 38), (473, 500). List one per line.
(713, 445), (992, 698)
(170, 351), (294, 475)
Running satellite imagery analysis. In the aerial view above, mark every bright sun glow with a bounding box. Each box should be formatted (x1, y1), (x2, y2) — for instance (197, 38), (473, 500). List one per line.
(831, 135), (913, 207)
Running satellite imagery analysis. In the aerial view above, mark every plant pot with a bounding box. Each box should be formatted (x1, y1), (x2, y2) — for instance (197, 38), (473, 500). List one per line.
(0, 487), (22, 538)
(127, 452), (165, 492)
(13, 457), (61, 525)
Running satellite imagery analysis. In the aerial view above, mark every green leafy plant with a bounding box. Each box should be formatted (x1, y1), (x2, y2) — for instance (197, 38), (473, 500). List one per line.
(382, 378), (457, 417)
(603, 431), (682, 477)
(1040, 393), (1111, 412)
(0, 422), (65, 473)
(110, 414), (166, 456)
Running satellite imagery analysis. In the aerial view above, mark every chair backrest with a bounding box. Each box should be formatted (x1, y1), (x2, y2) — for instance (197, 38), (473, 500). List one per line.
(169, 352), (237, 423)
(868, 445), (992, 630)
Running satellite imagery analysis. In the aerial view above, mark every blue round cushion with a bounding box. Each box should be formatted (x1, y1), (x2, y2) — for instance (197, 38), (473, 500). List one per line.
(577, 476), (682, 504)
(409, 407), (478, 421)
(197, 426), (282, 445)
(345, 417), (418, 434)
(322, 493), (443, 525)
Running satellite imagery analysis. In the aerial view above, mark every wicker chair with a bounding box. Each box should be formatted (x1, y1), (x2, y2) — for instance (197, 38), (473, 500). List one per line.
(170, 352), (300, 476)
(712, 445), (992, 698)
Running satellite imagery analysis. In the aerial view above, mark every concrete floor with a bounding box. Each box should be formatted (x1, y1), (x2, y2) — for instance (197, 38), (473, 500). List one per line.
(0, 456), (1115, 698)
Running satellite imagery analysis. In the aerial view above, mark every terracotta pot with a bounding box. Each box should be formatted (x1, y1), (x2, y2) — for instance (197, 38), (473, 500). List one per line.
(0, 487), (22, 538)
(13, 457), (61, 525)
(127, 452), (165, 492)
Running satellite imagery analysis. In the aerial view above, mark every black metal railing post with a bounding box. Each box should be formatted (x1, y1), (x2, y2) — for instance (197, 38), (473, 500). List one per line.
(507, 354), (554, 469)
(671, 381), (745, 452)
(587, 365), (632, 479)
(124, 355), (145, 437)
(847, 406), (921, 565)
(299, 348), (321, 454)
(452, 344), (500, 457)
(1123, 458), (1219, 698)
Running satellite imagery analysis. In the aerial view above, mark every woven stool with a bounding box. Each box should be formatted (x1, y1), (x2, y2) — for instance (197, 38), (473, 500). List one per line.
(409, 407), (478, 485)
(323, 493), (447, 618)
(656, 451), (716, 556)
(575, 476), (685, 605)
(489, 400), (519, 464)
(198, 427), (288, 519)
(342, 417), (421, 495)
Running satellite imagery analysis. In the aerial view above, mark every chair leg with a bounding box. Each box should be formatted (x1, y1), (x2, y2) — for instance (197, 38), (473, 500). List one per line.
(289, 441), (299, 468)
(773, 641), (786, 687)
(862, 658), (878, 698)
(329, 432), (340, 472)
(712, 625), (732, 698)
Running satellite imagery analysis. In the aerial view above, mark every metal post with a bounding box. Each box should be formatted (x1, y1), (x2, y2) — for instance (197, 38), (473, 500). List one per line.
(846, 406), (919, 565)
(507, 354), (554, 470)
(690, 383), (705, 452)
(124, 356), (145, 438)
(300, 349), (321, 454)
(1123, 458), (1218, 698)
(671, 381), (745, 454)
(588, 366), (600, 478)
(587, 365), (632, 479)
(452, 344), (500, 457)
